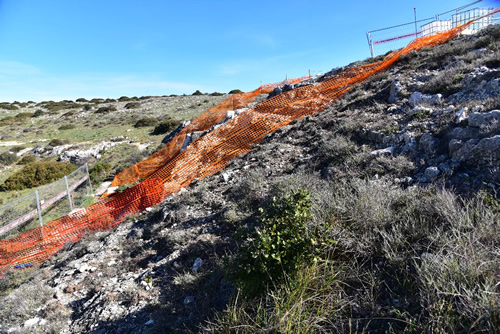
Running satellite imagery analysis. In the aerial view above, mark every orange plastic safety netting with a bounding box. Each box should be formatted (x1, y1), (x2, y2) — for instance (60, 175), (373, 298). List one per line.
(0, 14), (495, 274)
(0, 178), (165, 272)
(106, 76), (311, 193)
(140, 20), (480, 196)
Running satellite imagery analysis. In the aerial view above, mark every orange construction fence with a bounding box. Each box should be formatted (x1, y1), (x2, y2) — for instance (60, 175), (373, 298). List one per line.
(105, 76), (311, 194)
(0, 13), (495, 274)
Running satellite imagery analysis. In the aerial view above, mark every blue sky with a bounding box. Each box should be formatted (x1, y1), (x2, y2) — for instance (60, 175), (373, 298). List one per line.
(0, 0), (496, 102)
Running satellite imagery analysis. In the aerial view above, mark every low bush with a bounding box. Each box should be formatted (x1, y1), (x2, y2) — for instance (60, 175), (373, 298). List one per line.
(192, 90), (204, 96)
(0, 103), (18, 110)
(33, 109), (44, 117)
(210, 92), (224, 96)
(48, 139), (69, 146)
(229, 89), (243, 94)
(134, 117), (157, 128)
(17, 155), (36, 165)
(1, 161), (77, 191)
(58, 124), (76, 130)
(151, 119), (180, 135)
(42, 101), (80, 111)
(89, 161), (113, 184)
(95, 106), (117, 114)
(15, 112), (34, 119)
(0, 152), (18, 166)
(76, 98), (88, 102)
(124, 102), (141, 109)
(228, 189), (316, 297)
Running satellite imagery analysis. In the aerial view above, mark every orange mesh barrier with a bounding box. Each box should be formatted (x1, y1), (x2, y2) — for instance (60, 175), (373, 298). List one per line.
(0, 178), (165, 273)
(142, 20), (479, 196)
(0, 13), (496, 274)
(107, 76), (311, 192)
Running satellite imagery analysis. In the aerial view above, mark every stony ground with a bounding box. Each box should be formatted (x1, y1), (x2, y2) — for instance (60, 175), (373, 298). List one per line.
(0, 26), (499, 333)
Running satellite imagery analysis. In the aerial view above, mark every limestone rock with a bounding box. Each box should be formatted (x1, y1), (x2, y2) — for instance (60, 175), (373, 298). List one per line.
(409, 92), (443, 107)
(468, 110), (500, 130)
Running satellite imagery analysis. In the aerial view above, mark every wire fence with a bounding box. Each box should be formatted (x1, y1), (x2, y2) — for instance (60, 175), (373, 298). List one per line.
(367, 5), (497, 57)
(0, 164), (93, 240)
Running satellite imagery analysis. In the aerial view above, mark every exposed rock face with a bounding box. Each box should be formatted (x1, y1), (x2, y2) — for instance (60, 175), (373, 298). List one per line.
(468, 110), (500, 129)
(59, 141), (119, 164)
(451, 135), (500, 167)
(409, 92), (443, 107)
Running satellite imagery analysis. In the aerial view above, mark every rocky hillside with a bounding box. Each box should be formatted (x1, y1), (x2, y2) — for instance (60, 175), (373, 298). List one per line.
(0, 26), (499, 333)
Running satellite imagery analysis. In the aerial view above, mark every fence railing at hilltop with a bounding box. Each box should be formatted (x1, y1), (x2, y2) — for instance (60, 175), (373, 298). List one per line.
(367, 4), (498, 57)
(0, 163), (93, 239)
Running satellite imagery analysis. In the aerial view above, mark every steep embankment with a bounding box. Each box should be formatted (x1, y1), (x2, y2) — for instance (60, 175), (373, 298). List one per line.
(0, 25), (499, 333)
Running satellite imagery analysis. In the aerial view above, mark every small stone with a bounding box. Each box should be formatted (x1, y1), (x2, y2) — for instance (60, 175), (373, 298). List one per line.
(145, 319), (154, 326)
(455, 107), (468, 124)
(221, 172), (230, 183)
(24, 317), (41, 327)
(425, 166), (440, 179)
(192, 257), (203, 273)
(370, 147), (394, 156)
(184, 296), (195, 305)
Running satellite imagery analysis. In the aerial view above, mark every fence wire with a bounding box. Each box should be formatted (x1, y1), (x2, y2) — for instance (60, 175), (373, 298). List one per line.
(0, 164), (92, 240)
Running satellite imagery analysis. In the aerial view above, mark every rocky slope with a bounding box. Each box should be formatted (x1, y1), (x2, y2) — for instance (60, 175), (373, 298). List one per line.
(0, 26), (499, 333)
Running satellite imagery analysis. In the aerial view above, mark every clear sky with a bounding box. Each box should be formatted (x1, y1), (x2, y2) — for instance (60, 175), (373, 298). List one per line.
(0, 0), (497, 102)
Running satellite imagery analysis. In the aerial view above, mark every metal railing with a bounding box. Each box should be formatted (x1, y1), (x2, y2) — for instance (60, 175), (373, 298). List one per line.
(0, 164), (93, 239)
(367, 3), (497, 57)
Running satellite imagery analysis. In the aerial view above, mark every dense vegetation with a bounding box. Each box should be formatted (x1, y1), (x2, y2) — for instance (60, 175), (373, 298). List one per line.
(1, 161), (77, 191)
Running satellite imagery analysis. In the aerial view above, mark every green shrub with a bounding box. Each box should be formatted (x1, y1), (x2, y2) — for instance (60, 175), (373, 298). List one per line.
(134, 117), (157, 128)
(15, 112), (34, 118)
(33, 109), (44, 117)
(58, 124), (76, 130)
(90, 98), (104, 104)
(124, 102), (141, 109)
(83, 104), (92, 111)
(151, 119), (180, 135)
(229, 89), (243, 94)
(17, 155), (36, 165)
(9, 146), (24, 153)
(229, 189), (315, 297)
(89, 161), (113, 184)
(192, 90), (204, 96)
(48, 139), (69, 146)
(76, 98), (88, 102)
(61, 111), (75, 118)
(118, 96), (132, 102)
(95, 106), (117, 114)
(42, 101), (80, 111)
(1, 161), (76, 191)
(210, 92), (224, 96)
(0, 152), (18, 165)
(0, 103), (18, 110)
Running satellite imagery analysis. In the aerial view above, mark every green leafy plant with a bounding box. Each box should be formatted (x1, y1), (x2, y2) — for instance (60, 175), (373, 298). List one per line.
(124, 102), (141, 109)
(48, 139), (69, 146)
(229, 189), (315, 297)
(151, 119), (180, 135)
(89, 161), (113, 184)
(134, 117), (157, 128)
(58, 124), (76, 130)
(0, 152), (18, 166)
(229, 89), (243, 94)
(1, 161), (77, 191)
(95, 106), (117, 114)
(33, 109), (44, 117)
